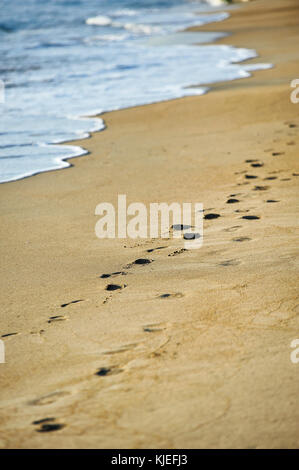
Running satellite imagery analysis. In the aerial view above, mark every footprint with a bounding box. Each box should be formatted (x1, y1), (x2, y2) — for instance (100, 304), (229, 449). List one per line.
(245, 175), (258, 179)
(95, 367), (123, 377)
(105, 284), (126, 291)
(159, 293), (183, 299)
(32, 418), (55, 425)
(264, 176), (277, 180)
(102, 343), (138, 355)
(293, 173), (299, 176)
(1, 332), (18, 338)
(100, 272), (127, 279)
(143, 326), (164, 333)
(251, 162), (264, 168)
(30, 391), (70, 406)
(226, 198), (239, 204)
(223, 225), (242, 232)
(133, 258), (153, 265)
(48, 315), (67, 324)
(204, 213), (220, 220)
(147, 246), (167, 253)
(232, 237), (251, 242)
(219, 259), (240, 266)
(253, 185), (269, 191)
(168, 248), (187, 257)
(245, 159), (259, 163)
(272, 152), (284, 156)
(60, 300), (83, 308)
(266, 199), (279, 203)
(242, 215), (260, 220)
(36, 423), (65, 433)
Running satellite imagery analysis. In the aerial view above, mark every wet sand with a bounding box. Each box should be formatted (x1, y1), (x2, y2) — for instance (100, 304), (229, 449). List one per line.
(0, 0), (298, 448)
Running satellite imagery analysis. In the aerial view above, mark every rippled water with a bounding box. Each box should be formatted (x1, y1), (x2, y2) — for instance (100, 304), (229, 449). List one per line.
(0, 0), (271, 183)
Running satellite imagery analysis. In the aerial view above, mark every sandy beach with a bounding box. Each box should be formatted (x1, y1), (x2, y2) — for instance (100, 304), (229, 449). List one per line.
(0, 0), (298, 448)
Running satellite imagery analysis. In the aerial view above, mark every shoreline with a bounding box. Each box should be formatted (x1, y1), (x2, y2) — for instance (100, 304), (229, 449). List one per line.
(0, 0), (299, 449)
(1, 5), (266, 186)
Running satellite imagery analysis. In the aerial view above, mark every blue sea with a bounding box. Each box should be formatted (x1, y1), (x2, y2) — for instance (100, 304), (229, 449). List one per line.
(0, 0), (270, 183)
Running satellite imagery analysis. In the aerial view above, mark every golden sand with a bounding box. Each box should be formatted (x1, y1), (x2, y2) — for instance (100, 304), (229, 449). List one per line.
(0, 0), (298, 448)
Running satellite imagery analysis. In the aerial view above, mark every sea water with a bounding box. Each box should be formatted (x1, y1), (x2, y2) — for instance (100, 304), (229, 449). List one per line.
(0, 0), (271, 183)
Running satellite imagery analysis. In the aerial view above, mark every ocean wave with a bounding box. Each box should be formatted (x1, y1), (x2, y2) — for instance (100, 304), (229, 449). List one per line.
(86, 16), (161, 35)
(86, 15), (112, 26)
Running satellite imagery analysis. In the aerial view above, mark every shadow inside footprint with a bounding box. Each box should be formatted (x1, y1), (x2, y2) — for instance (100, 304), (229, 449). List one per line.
(133, 258), (153, 265)
(48, 315), (67, 324)
(100, 272), (126, 279)
(251, 163), (264, 168)
(159, 293), (183, 299)
(32, 417), (55, 425)
(233, 237), (251, 242)
(253, 186), (269, 191)
(226, 198), (239, 204)
(264, 176), (277, 180)
(36, 423), (65, 433)
(219, 259), (240, 266)
(95, 367), (123, 377)
(1, 332), (18, 338)
(61, 300), (83, 308)
(266, 199), (279, 203)
(147, 246), (166, 253)
(245, 175), (258, 179)
(105, 284), (126, 291)
(242, 215), (260, 220)
(204, 213), (220, 220)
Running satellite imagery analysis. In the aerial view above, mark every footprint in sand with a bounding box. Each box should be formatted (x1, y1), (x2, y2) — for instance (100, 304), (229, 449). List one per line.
(232, 236), (251, 242)
(264, 176), (277, 180)
(1, 332), (18, 338)
(226, 198), (239, 204)
(245, 175), (258, 179)
(48, 315), (67, 324)
(223, 225), (242, 232)
(272, 152), (285, 156)
(100, 271), (127, 279)
(30, 391), (71, 406)
(143, 324), (166, 333)
(251, 162), (264, 168)
(95, 366), (123, 377)
(266, 199), (279, 203)
(102, 343), (139, 355)
(147, 246), (167, 253)
(242, 215), (260, 220)
(35, 421), (65, 433)
(105, 283), (127, 291)
(219, 259), (240, 267)
(158, 293), (183, 299)
(168, 248), (187, 257)
(253, 185), (269, 191)
(204, 213), (220, 220)
(60, 299), (83, 308)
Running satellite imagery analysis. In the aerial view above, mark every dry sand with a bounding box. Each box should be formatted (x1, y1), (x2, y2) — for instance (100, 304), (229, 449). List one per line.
(0, 0), (298, 448)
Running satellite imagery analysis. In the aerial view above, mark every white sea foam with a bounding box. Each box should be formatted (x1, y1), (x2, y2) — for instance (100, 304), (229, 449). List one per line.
(0, 0), (272, 183)
(86, 15), (112, 26)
